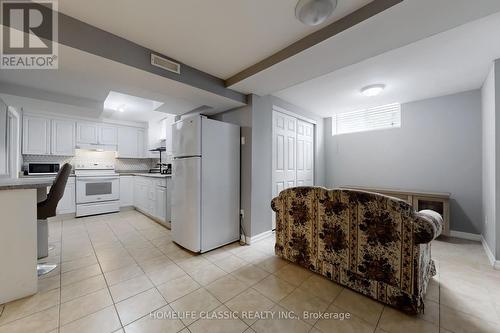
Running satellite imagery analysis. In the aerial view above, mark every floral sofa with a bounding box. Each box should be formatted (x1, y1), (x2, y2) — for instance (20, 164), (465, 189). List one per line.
(271, 187), (442, 314)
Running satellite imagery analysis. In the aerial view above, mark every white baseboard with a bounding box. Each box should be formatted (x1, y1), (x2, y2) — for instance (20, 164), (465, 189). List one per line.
(481, 236), (500, 269)
(243, 230), (274, 245)
(449, 230), (481, 241)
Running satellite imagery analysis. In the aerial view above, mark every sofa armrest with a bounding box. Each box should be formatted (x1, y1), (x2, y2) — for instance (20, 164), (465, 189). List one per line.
(413, 210), (443, 244)
(271, 197), (280, 212)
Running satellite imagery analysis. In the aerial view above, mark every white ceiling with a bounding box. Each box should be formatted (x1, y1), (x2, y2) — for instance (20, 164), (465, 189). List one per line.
(0, 44), (245, 120)
(275, 11), (500, 117)
(230, 0), (500, 95)
(57, 0), (371, 79)
(102, 91), (168, 122)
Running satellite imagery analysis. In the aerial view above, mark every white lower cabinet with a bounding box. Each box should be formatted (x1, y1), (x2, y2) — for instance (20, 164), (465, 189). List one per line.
(119, 176), (134, 207)
(132, 175), (170, 224)
(57, 178), (76, 214)
(155, 187), (166, 221)
(54, 174), (170, 222)
(133, 176), (149, 212)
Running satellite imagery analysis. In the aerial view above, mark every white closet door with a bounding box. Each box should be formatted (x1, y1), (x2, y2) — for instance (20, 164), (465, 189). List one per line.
(272, 111), (297, 200)
(272, 110), (315, 229)
(296, 120), (314, 187)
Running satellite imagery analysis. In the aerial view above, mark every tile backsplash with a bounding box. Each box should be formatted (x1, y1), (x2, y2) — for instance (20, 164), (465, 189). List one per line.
(22, 150), (160, 173)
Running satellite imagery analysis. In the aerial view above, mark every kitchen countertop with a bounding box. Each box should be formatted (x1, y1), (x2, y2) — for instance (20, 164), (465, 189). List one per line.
(0, 178), (54, 190)
(131, 173), (172, 178)
(117, 171), (171, 178)
(19, 174), (75, 179)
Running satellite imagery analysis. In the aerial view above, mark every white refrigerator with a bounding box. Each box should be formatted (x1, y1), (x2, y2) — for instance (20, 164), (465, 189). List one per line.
(171, 115), (240, 253)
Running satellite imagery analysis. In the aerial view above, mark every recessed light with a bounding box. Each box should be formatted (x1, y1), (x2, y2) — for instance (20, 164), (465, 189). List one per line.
(117, 105), (125, 113)
(361, 84), (385, 97)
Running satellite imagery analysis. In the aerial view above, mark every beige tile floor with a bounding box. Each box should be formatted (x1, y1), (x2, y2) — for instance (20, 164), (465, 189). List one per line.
(1, 210), (500, 333)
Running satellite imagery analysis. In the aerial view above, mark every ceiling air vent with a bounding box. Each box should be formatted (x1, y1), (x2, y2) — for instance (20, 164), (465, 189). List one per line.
(151, 54), (181, 74)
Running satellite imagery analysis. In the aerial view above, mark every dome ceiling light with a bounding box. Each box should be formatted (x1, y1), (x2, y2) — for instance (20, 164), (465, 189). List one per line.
(295, 0), (337, 26)
(361, 84), (386, 97)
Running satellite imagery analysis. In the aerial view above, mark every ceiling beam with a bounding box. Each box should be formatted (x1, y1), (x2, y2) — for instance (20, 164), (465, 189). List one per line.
(3, 2), (247, 105)
(225, 0), (403, 87)
(57, 12), (247, 104)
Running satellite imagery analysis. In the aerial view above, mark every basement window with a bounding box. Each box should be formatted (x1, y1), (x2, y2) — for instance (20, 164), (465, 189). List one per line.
(331, 103), (401, 136)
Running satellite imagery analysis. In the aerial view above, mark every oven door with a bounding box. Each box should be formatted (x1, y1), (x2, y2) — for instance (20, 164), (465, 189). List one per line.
(76, 176), (120, 204)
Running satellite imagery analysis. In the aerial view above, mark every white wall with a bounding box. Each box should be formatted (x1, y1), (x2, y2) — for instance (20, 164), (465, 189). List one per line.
(214, 95), (326, 238)
(481, 64), (497, 257)
(325, 90), (482, 234)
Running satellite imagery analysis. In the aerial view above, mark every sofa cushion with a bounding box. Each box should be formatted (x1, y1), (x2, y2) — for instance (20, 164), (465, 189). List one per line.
(272, 186), (443, 314)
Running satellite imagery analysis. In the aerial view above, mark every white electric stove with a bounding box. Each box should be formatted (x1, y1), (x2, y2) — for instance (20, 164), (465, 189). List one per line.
(75, 162), (120, 217)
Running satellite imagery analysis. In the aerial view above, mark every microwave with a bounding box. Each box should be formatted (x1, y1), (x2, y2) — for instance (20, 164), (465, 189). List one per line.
(26, 163), (60, 176)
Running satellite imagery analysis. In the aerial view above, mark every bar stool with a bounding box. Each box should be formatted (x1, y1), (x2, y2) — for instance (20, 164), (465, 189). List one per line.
(37, 163), (72, 276)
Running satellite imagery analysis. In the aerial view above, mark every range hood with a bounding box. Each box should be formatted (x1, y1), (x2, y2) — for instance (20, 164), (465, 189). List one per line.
(76, 143), (117, 152)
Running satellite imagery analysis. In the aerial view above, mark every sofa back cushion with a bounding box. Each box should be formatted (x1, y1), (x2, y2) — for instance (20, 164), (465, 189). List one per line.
(273, 187), (418, 293)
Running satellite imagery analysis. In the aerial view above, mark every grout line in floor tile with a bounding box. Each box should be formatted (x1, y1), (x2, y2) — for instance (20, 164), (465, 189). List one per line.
(84, 215), (126, 332)
(97, 210), (187, 332)
(56, 218), (63, 333)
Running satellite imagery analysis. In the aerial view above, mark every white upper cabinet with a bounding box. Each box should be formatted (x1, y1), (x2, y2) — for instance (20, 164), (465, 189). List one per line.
(117, 126), (145, 158)
(163, 116), (175, 153)
(76, 122), (98, 144)
(51, 119), (75, 156)
(23, 115), (51, 155)
(76, 122), (117, 146)
(23, 115), (76, 156)
(137, 129), (145, 158)
(98, 125), (118, 145)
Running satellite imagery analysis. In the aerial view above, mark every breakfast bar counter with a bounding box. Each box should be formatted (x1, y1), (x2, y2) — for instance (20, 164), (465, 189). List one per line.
(0, 178), (53, 304)
(0, 178), (53, 190)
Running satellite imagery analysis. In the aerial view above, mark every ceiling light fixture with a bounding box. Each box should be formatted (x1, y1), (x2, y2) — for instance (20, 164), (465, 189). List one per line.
(361, 84), (386, 97)
(295, 0), (337, 26)
(117, 105), (125, 113)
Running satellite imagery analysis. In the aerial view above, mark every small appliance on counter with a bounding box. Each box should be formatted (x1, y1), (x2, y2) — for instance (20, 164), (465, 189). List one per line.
(149, 147), (172, 174)
(75, 162), (120, 217)
(163, 163), (172, 175)
(24, 162), (60, 176)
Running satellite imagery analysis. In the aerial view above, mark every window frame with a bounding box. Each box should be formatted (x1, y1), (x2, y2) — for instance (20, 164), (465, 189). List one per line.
(331, 103), (402, 136)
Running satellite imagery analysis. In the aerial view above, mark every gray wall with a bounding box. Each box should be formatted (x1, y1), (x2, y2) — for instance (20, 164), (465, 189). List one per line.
(215, 94), (326, 238)
(250, 94), (325, 237)
(324, 90), (483, 234)
(481, 59), (500, 260)
(211, 105), (253, 238)
(481, 64), (497, 258)
(496, 61), (500, 259)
